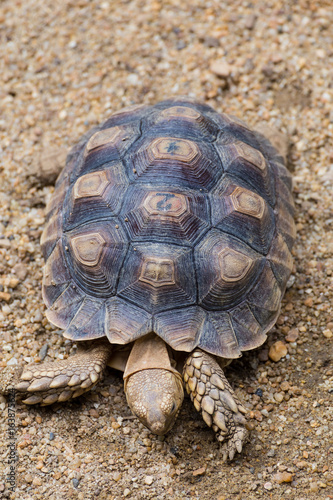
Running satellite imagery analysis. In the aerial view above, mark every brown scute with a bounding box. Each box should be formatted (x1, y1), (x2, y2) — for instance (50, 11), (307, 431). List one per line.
(215, 140), (275, 205)
(195, 230), (264, 310)
(41, 209), (63, 261)
(65, 163), (128, 230)
(42, 100), (295, 354)
(210, 176), (275, 254)
(106, 297), (152, 344)
(126, 134), (222, 190)
(46, 283), (85, 330)
(248, 263), (283, 327)
(121, 185), (209, 245)
(42, 241), (72, 309)
(154, 306), (206, 352)
(117, 243), (196, 313)
(64, 299), (106, 340)
(267, 234), (294, 288)
(230, 302), (266, 351)
(198, 312), (241, 359)
(275, 195), (297, 251)
(65, 220), (128, 298)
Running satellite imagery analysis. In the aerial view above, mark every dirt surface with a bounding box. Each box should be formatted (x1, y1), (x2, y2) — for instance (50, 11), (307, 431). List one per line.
(0, 1), (332, 499)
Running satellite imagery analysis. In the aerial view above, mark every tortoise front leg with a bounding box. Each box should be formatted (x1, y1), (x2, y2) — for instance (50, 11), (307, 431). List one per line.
(183, 349), (248, 461)
(0, 342), (112, 405)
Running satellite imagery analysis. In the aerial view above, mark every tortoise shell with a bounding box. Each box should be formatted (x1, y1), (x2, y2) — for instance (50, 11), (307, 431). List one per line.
(41, 98), (295, 359)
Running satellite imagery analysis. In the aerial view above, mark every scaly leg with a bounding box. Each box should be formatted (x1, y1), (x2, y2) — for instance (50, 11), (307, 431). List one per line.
(183, 349), (248, 461)
(0, 342), (112, 405)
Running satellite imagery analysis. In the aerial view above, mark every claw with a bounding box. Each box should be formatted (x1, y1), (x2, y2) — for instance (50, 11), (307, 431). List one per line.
(236, 440), (243, 454)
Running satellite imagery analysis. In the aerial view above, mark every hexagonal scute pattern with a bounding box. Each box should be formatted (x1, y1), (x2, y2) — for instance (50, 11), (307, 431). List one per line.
(195, 230), (264, 310)
(210, 176), (275, 254)
(64, 220), (128, 298)
(64, 165), (128, 230)
(41, 99), (295, 354)
(143, 105), (218, 140)
(77, 122), (140, 176)
(117, 243), (196, 313)
(127, 136), (222, 190)
(215, 140), (275, 205)
(121, 186), (210, 245)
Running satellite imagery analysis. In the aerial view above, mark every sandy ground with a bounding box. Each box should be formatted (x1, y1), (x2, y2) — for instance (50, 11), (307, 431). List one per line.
(0, 0), (332, 499)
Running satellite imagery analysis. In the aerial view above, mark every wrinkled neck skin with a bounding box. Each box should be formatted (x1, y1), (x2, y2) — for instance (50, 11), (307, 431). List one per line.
(125, 368), (184, 435)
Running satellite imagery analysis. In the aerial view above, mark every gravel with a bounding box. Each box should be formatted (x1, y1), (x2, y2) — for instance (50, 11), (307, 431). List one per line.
(0, 1), (332, 499)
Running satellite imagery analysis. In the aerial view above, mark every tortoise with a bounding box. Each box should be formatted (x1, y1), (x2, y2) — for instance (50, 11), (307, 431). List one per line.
(0, 98), (295, 460)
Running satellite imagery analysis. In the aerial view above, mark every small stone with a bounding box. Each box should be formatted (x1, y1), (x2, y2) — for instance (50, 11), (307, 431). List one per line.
(112, 422), (121, 429)
(39, 344), (49, 361)
(244, 14), (257, 30)
(323, 329), (332, 338)
(33, 477), (42, 486)
(192, 466), (206, 476)
(89, 408), (99, 418)
(72, 478), (79, 488)
(0, 239), (11, 248)
(210, 60), (231, 78)
(269, 341), (288, 362)
(49, 432), (55, 440)
(296, 461), (308, 469)
(7, 357), (18, 366)
(285, 328), (299, 342)
(273, 472), (293, 483)
(0, 292), (11, 302)
(264, 482), (273, 490)
(309, 482), (318, 493)
(267, 449), (276, 457)
(123, 488), (131, 497)
(113, 472), (122, 482)
(280, 381), (290, 391)
(13, 263), (28, 281)
(274, 392), (284, 403)
(144, 475), (154, 485)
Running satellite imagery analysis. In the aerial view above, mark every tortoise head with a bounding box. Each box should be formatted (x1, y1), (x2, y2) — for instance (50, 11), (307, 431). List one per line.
(125, 369), (184, 435)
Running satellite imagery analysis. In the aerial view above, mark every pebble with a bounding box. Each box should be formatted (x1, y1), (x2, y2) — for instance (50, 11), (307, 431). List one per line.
(0, 292), (11, 302)
(264, 482), (273, 491)
(285, 328), (299, 342)
(12, 262), (28, 280)
(273, 472), (293, 483)
(322, 329), (332, 338)
(144, 475), (154, 485)
(72, 478), (80, 488)
(210, 60), (231, 79)
(274, 392), (284, 403)
(268, 341), (288, 362)
(39, 344), (49, 360)
(192, 466), (206, 476)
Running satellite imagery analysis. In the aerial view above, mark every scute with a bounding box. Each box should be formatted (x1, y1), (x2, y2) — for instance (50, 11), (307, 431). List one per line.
(65, 220), (128, 298)
(126, 134), (222, 190)
(117, 242), (196, 313)
(195, 230), (265, 310)
(120, 185), (210, 245)
(210, 175), (275, 254)
(42, 99), (295, 356)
